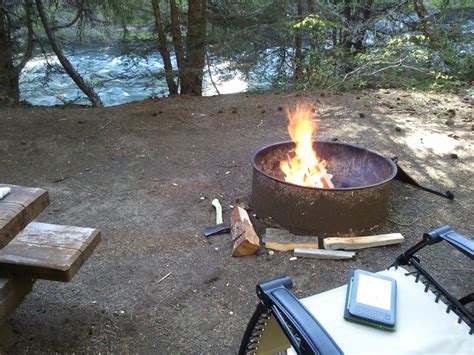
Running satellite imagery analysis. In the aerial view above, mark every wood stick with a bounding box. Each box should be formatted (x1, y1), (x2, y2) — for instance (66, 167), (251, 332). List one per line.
(157, 272), (171, 284)
(323, 233), (404, 250)
(264, 228), (319, 252)
(317, 161), (334, 189)
(266, 241), (320, 252)
(294, 248), (355, 259)
(230, 207), (260, 257)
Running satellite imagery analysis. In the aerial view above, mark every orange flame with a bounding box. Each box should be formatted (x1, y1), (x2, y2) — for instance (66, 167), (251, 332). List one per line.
(280, 102), (334, 188)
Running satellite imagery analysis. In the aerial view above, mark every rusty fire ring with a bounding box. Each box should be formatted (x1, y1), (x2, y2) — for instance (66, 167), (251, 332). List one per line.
(251, 141), (398, 237)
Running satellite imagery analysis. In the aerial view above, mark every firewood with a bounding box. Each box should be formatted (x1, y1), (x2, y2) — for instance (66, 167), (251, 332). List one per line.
(266, 242), (319, 252)
(294, 248), (355, 259)
(230, 207), (260, 257)
(323, 233), (404, 250)
(264, 228), (319, 252)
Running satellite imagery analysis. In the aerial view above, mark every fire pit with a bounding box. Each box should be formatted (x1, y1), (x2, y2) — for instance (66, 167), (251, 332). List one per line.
(252, 140), (397, 237)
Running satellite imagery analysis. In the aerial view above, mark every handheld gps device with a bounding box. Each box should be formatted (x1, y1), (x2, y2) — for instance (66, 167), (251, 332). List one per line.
(344, 269), (397, 331)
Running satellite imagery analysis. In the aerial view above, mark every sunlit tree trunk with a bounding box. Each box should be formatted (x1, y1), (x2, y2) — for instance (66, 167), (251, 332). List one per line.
(36, 0), (102, 107)
(183, 0), (207, 96)
(0, 0), (19, 104)
(151, 0), (177, 95)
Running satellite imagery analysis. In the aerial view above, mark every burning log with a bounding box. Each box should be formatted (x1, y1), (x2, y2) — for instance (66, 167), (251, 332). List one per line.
(323, 233), (404, 250)
(279, 102), (334, 189)
(230, 206), (260, 257)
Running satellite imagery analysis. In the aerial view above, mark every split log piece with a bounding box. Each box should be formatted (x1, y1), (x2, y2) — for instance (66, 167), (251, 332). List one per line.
(230, 206), (260, 257)
(323, 233), (404, 250)
(264, 228), (319, 252)
(294, 248), (355, 260)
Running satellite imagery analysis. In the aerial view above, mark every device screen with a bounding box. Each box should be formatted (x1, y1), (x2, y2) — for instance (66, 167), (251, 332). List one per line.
(355, 273), (392, 310)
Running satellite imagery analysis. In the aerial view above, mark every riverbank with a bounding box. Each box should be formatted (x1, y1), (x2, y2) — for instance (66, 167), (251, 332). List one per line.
(0, 89), (472, 352)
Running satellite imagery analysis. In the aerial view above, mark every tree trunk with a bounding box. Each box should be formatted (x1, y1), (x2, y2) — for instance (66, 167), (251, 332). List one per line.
(293, 0), (304, 81)
(35, 0), (103, 107)
(353, 0), (373, 51)
(183, 0), (207, 96)
(151, 0), (177, 95)
(342, 0), (372, 51)
(0, 0), (19, 104)
(342, 0), (352, 49)
(413, 0), (439, 45)
(17, 0), (34, 73)
(170, 0), (187, 92)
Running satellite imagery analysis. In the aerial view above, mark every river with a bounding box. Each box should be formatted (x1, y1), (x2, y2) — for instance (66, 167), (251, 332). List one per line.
(19, 45), (271, 106)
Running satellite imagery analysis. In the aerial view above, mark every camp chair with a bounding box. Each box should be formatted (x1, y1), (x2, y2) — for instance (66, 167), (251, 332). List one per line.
(239, 225), (473, 354)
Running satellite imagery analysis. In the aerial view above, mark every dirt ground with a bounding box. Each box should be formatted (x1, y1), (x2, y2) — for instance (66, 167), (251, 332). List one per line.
(0, 89), (473, 353)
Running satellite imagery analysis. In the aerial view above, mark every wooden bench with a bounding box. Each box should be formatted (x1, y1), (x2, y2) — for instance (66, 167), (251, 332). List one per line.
(0, 222), (101, 282)
(0, 184), (49, 248)
(0, 184), (101, 351)
(0, 277), (34, 350)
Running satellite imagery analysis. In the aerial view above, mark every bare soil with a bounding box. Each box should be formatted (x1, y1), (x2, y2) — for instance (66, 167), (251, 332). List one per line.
(0, 89), (472, 353)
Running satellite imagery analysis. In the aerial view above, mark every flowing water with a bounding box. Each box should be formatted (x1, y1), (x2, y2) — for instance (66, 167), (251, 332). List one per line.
(19, 45), (270, 106)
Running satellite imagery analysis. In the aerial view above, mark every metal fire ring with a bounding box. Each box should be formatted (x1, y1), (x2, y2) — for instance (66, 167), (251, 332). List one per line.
(251, 141), (397, 237)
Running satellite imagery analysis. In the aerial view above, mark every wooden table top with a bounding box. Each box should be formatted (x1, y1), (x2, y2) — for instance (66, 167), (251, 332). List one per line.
(0, 184), (49, 248)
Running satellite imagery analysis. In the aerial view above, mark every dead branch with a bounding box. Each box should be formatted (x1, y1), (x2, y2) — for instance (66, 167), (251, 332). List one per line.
(206, 51), (220, 95)
(329, 56), (433, 88)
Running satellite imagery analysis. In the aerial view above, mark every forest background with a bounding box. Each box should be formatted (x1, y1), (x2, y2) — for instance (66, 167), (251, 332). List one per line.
(1, 0), (473, 107)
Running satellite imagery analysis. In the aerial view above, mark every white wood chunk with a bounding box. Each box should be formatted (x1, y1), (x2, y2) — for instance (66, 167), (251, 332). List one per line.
(294, 248), (355, 259)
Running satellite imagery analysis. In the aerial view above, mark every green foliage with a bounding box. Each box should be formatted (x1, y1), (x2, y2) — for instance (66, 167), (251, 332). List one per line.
(121, 31), (157, 42)
(103, 0), (153, 26)
(5, 0), (472, 98)
(428, 0), (473, 9)
(292, 14), (327, 31)
(281, 1), (473, 92)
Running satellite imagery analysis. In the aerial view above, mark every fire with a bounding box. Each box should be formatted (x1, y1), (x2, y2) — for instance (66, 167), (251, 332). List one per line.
(280, 102), (334, 188)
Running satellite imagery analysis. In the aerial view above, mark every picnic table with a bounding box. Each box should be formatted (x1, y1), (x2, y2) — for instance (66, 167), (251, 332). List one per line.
(0, 183), (101, 351)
